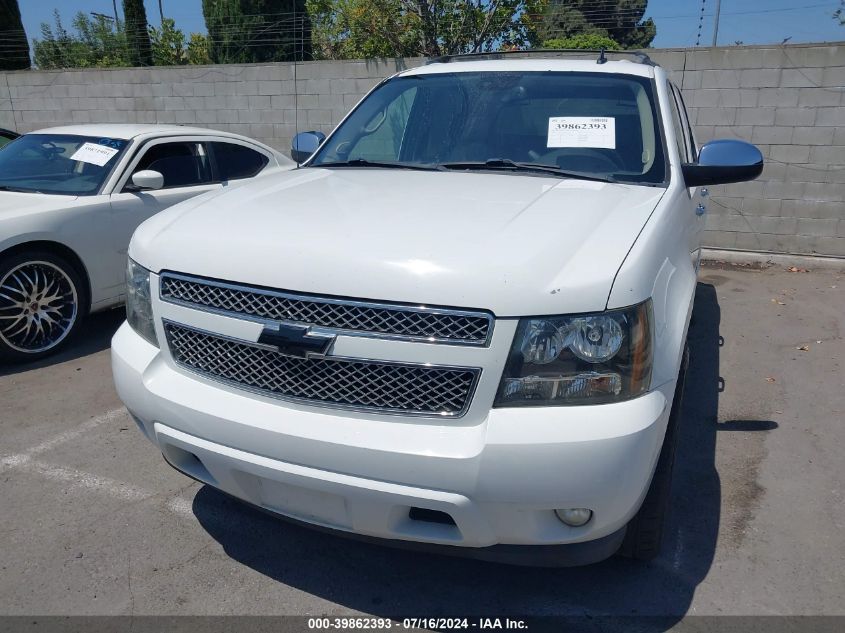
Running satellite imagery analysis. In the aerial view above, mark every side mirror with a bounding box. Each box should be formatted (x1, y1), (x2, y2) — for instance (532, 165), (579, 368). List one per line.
(130, 170), (164, 191)
(682, 139), (764, 188)
(291, 131), (326, 164)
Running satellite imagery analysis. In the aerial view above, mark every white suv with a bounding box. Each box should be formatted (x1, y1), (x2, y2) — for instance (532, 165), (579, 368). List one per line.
(112, 52), (762, 565)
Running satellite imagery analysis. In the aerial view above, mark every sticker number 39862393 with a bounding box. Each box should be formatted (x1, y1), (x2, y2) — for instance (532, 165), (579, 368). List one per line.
(547, 117), (616, 150)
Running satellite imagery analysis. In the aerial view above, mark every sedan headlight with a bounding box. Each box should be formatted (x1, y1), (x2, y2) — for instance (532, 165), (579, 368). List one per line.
(126, 257), (159, 348)
(495, 301), (652, 407)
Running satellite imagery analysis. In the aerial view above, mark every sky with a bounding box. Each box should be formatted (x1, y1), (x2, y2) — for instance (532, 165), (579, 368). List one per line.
(16, 0), (845, 50)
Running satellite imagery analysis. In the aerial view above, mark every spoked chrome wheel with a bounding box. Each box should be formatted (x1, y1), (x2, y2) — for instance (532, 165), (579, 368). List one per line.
(0, 260), (79, 354)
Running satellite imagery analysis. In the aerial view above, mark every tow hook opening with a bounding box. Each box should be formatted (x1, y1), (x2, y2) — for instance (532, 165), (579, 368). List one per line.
(408, 507), (457, 526)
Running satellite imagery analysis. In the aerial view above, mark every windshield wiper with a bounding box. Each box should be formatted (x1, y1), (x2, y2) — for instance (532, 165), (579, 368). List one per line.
(439, 159), (616, 183)
(314, 159), (441, 172)
(0, 185), (36, 193)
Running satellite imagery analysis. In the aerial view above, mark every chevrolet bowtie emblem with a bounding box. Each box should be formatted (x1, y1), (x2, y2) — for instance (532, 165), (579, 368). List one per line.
(257, 323), (336, 359)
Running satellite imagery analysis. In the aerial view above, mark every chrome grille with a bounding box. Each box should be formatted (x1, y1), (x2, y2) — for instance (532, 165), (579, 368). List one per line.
(159, 273), (492, 345)
(164, 323), (480, 417)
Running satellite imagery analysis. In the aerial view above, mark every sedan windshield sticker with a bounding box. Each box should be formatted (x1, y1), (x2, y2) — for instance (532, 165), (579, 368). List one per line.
(547, 117), (616, 149)
(97, 138), (126, 150)
(70, 142), (120, 167)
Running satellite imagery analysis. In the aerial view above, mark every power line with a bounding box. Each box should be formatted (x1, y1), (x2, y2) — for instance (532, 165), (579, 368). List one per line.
(696, 0), (707, 47)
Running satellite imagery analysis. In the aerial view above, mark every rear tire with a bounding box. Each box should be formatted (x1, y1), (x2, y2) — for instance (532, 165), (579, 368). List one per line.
(618, 346), (689, 561)
(0, 250), (88, 363)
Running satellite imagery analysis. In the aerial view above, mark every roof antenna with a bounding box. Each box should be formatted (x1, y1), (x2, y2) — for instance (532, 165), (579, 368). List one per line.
(597, 48), (607, 64)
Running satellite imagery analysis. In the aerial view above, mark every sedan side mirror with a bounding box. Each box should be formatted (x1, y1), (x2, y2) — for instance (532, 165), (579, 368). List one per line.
(130, 170), (164, 191)
(682, 139), (764, 188)
(291, 131), (326, 164)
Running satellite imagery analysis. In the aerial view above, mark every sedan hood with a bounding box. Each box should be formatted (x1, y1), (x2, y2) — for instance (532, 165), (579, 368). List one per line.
(131, 169), (664, 316)
(0, 191), (79, 219)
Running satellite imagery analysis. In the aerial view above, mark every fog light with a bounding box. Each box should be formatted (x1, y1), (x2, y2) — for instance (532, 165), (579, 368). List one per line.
(555, 508), (593, 527)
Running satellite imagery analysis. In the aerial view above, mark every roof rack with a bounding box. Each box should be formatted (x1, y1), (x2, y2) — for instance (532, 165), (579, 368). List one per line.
(427, 48), (654, 66)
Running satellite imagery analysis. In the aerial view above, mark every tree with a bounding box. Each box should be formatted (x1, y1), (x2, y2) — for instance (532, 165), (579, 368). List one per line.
(308, 0), (547, 59)
(0, 0), (31, 69)
(203, 0), (260, 63)
(123, 0), (153, 66)
(400, 0), (541, 56)
(149, 18), (188, 65)
(529, 0), (656, 50)
(187, 33), (212, 64)
(202, 0), (311, 64)
(33, 10), (130, 69)
(836, 1), (845, 26)
(33, 9), (212, 69)
(149, 18), (213, 66)
(307, 0), (421, 58)
(542, 33), (620, 50)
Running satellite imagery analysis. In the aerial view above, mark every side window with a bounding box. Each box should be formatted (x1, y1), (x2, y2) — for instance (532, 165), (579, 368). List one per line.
(129, 141), (211, 190)
(348, 87), (417, 161)
(667, 84), (690, 164)
(674, 88), (697, 161)
(211, 142), (269, 181)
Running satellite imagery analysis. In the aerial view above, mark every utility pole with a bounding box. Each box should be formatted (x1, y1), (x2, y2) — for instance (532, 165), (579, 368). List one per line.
(159, 0), (164, 24)
(712, 0), (722, 47)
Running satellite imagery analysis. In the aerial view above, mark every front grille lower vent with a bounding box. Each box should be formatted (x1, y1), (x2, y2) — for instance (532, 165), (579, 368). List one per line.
(159, 274), (492, 346)
(164, 323), (480, 417)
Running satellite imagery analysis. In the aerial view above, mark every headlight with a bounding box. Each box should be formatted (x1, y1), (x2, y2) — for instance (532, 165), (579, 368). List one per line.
(126, 257), (159, 348)
(495, 300), (652, 407)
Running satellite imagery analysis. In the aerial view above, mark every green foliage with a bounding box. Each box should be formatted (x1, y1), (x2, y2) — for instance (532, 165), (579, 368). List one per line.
(187, 33), (213, 65)
(541, 33), (620, 50)
(308, 0), (548, 59)
(149, 18), (188, 65)
(202, 0), (258, 64)
(33, 10), (130, 69)
(123, 0), (153, 66)
(149, 18), (212, 66)
(202, 0), (311, 64)
(306, 0), (420, 58)
(531, 0), (656, 50)
(0, 0), (30, 70)
(32, 9), (212, 69)
(836, 1), (845, 26)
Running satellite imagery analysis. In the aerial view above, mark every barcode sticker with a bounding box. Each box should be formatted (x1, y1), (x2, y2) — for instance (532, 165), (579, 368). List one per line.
(547, 117), (616, 149)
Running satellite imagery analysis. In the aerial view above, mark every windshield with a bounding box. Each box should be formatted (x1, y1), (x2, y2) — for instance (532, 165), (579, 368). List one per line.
(0, 134), (129, 195)
(309, 71), (666, 185)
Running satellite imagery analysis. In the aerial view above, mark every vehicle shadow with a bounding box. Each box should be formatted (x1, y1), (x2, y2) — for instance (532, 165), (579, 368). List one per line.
(189, 282), (744, 628)
(0, 309), (124, 376)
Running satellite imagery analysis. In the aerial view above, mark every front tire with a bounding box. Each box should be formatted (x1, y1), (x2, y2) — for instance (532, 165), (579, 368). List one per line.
(0, 251), (87, 363)
(618, 347), (689, 561)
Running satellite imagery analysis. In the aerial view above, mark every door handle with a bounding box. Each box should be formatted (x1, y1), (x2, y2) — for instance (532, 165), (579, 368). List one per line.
(696, 204), (706, 216)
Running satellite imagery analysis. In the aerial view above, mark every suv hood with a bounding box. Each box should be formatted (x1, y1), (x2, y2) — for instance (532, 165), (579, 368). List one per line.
(131, 168), (664, 316)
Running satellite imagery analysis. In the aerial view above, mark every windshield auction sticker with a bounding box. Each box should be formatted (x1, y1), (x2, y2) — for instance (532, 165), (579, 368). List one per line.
(69, 142), (119, 167)
(547, 116), (616, 149)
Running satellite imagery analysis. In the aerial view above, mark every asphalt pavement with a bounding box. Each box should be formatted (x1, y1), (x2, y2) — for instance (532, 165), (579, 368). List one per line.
(1, 262), (843, 627)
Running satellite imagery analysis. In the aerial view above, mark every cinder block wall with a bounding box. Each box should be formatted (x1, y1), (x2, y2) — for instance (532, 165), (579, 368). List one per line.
(1, 44), (844, 257)
(0, 58), (425, 158)
(651, 45), (845, 257)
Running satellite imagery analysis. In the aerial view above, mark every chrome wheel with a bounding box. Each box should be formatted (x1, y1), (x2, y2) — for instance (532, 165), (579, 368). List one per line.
(0, 260), (78, 354)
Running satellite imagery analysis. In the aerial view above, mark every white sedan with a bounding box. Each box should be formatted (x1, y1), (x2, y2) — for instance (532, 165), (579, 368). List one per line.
(0, 124), (294, 361)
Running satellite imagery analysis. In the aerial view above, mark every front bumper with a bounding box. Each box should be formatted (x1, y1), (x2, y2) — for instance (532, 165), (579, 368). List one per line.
(112, 322), (673, 563)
